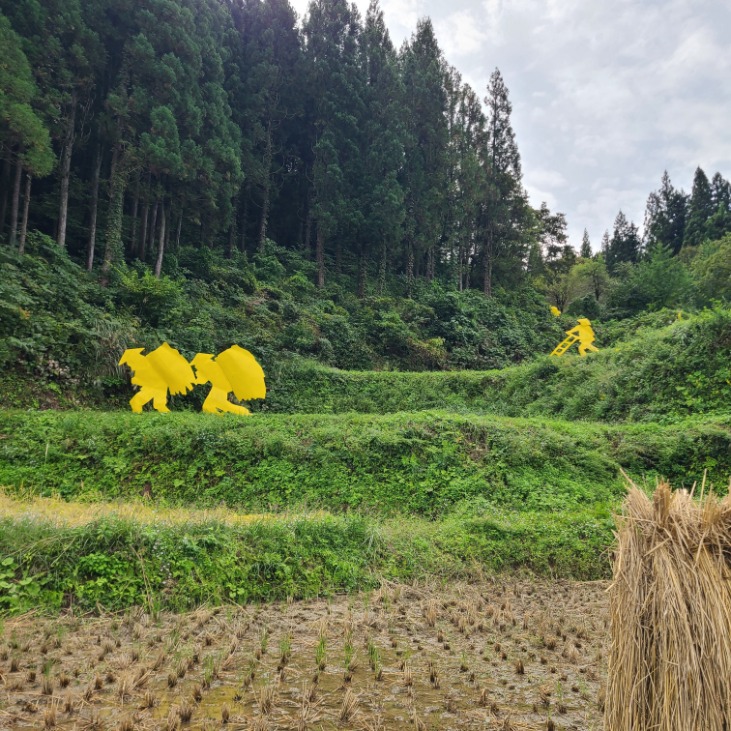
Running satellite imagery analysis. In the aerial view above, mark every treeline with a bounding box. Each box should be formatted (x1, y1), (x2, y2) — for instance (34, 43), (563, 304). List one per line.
(539, 166), (731, 318)
(0, 0), (558, 295)
(600, 167), (731, 271)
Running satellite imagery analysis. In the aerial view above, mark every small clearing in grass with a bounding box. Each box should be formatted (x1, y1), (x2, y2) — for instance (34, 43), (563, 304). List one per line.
(0, 490), (274, 528)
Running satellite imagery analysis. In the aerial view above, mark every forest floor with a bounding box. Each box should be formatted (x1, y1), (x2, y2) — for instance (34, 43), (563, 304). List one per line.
(0, 579), (607, 731)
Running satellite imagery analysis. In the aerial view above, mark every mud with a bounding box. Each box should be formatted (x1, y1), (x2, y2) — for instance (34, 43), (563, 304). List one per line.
(0, 578), (608, 730)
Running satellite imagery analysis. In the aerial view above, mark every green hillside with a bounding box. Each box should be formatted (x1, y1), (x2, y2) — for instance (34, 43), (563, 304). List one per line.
(263, 308), (731, 421)
(2, 411), (729, 513)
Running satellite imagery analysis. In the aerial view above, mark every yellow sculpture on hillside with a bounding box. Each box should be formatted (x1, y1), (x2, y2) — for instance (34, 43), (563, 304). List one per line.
(551, 318), (599, 357)
(119, 343), (196, 413)
(191, 345), (266, 415)
(550, 305), (562, 317)
(120, 343), (266, 414)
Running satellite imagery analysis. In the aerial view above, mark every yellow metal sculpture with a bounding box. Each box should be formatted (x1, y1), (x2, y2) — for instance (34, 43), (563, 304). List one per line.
(191, 345), (266, 415)
(119, 343), (266, 414)
(119, 343), (196, 413)
(551, 318), (599, 357)
(550, 305), (562, 317)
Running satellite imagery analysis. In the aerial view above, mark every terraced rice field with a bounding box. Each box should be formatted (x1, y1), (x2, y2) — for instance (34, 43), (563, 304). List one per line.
(0, 579), (608, 730)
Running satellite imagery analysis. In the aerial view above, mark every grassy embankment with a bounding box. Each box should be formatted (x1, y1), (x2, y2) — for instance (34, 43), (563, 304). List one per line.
(1, 308), (730, 612)
(1, 405), (730, 612)
(261, 308), (731, 421)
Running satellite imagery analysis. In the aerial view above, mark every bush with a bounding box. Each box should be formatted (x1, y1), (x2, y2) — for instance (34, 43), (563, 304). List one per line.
(2, 410), (729, 516)
(116, 268), (183, 326)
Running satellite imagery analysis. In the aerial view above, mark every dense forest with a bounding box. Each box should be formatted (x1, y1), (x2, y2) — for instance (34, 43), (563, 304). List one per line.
(0, 0), (537, 295)
(2, 0), (731, 392)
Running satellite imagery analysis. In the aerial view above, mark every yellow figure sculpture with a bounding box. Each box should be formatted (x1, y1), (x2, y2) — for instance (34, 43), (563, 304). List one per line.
(119, 343), (196, 413)
(550, 305), (562, 317)
(191, 345), (266, 415)
(551, 318), (599, 357)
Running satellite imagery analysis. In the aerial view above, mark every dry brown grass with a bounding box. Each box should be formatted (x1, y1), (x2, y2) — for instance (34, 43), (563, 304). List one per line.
(605, 480), (731, 731)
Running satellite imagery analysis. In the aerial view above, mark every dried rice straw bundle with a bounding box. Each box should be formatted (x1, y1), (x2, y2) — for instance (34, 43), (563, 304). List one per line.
(605, 480), (731, 731)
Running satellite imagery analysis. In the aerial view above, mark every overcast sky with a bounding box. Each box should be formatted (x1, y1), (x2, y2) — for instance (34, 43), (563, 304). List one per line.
(288, 0), (731, 250)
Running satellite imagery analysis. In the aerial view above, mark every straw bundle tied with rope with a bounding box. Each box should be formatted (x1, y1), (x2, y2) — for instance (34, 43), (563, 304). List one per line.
(605, 479), (731, 731)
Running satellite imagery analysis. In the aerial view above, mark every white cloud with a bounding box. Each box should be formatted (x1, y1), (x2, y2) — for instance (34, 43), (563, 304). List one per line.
(288, 0), (419, 45)
(381, 0), (420, 44)
(463, 0), (731, 249)
(435, 10), (489, 59)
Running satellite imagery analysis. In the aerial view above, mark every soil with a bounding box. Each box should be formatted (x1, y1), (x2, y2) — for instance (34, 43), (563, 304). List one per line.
(0, 578), (608, 730)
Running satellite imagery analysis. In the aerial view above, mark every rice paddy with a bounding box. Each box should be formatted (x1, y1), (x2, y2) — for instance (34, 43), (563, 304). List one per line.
(0, 579), (608, 730)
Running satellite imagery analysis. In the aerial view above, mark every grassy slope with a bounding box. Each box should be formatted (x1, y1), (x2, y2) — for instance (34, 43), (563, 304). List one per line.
(261, 308), (731, 421)
(2, 302), (730, 611)
(2, 410), (730, 514)
(0, 491), (614, 612)
(5, 405), (729, 609)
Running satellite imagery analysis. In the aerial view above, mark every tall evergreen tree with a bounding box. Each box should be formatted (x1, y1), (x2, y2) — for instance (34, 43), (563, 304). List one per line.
(304, 0), (366, 287)
(0, 12), (54, 247)
(710, 172), (731, 211)
(358, 0), (405, 295)
(580, 229), (592, 258)
(230, 0), (301, 253)
(447, 73), (487, 291)
(601, 230), (610, 257)
(684, 166), (714, 248)
(706, 172), (731, 240)
(643, 171), (687, 254)
(481, 68), (525, 295)
(400, 18), (449, 290)
(606, 210), (641, 273)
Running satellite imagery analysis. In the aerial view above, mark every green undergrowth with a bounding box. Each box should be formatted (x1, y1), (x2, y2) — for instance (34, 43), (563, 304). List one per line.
(1, 410), (729, 516)
(0, 503), (613, 613)
(4, 307), (730, 424)
(260, 308), (731, 421)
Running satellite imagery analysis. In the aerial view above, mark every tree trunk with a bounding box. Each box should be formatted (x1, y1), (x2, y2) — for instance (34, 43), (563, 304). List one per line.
(0, 156), (11, 237)
(316, 224), (325, 288)
(304, 208), (313, 257)
(147, 200), (158, 263)
(164, 202), (171, 252)
(175, 207), (182, 252)
(227, 219), (236, 259)
(9, 159), (22, 249)
(357, 251), (366, 298)
(426, 244), (435, 281)
(377, 238), (387, 296)
(258, 120), (273, 253)
(129, 177), (140, 257)
(154, 199), (166, 278)
(57, 91), (78, 249)
(457, 244), (464, 292)
(18, 173), (31, 254)
(139, 200), (149, 262)
(86, 147), (102, 271)
(240, 186), (249, 252)
(406, 238), (415, 298)
(139, 173), (151, 261)
(483, 237), (493, 297)
(101, 147), (126, 285)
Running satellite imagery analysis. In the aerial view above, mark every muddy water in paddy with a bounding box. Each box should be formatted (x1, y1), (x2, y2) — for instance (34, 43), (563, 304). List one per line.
(0, 579), (608, 730)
